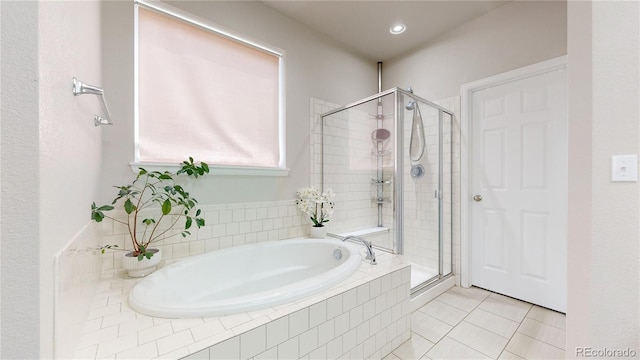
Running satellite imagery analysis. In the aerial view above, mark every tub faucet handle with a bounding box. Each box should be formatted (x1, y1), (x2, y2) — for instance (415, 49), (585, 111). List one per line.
(364, 240), (373, 259)
(342, 235), (377, 265)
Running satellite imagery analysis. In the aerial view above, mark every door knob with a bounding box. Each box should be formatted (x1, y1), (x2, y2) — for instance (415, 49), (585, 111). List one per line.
(473, 194), (483, 202)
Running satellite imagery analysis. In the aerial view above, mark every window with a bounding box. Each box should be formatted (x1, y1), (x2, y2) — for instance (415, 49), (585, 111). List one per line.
(134, 1), (286, 172)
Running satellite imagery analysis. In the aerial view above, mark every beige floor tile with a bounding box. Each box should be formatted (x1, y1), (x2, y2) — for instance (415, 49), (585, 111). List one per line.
(505, 333), (565, 359)
(435, 291), (483, 313)
(405, 286), (568, 360)
(478, 296), (531, 323)
(392, 332), (434, 359)
(526, 305), (566, 330)
(517, 318), (566, 350)
(465, 308), (520, 339)
(425, 336), (492, 359)
(448, 286), (492, 302)
(448, 321), (509, 359)
(411, 311), (453, 344)
(498, 350), (525, 359)
(488, 292), (529, 307)
(383, 352), (402, 360)
(418, 299), (469, 326)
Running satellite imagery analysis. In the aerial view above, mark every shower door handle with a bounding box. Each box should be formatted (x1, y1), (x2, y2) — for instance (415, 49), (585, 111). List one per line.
(473, 194), (483, 202)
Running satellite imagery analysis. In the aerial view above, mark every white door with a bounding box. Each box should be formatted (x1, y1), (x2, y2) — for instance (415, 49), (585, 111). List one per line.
(470, 67), (567, 312)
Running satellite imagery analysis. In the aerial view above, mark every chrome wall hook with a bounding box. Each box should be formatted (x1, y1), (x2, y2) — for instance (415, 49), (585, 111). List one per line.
(72, 77), (113, 126)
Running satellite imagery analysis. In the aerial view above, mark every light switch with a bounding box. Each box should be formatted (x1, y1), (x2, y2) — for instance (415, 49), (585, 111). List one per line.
(611, 154), (638, 182)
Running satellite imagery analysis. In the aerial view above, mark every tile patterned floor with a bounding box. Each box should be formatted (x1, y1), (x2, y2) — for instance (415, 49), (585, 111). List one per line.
(386, 286), (566, 359)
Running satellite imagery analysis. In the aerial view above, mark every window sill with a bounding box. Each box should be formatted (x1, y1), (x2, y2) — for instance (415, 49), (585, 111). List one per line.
(129, 162), (290, 177)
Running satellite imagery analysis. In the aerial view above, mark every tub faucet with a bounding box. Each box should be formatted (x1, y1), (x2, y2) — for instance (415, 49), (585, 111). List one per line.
(343, 236), (377, 265)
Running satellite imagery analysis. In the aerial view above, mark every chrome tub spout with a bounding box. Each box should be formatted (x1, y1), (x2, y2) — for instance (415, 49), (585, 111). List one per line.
(343, 236), (377, 265)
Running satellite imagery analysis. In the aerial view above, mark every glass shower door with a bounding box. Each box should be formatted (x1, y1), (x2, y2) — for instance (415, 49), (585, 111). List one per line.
(400, 92), (454, 292)
(401, 95), (441, 289)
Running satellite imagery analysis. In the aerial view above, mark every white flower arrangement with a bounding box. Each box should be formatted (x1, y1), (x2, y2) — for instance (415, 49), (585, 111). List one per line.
(295, 187), (335, 227)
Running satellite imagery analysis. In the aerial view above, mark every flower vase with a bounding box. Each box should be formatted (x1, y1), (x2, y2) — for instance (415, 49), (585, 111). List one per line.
(309, 225), (327, 239)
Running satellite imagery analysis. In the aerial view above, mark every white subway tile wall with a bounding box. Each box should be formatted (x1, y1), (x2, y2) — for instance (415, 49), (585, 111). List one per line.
(99, 200), (309, 269)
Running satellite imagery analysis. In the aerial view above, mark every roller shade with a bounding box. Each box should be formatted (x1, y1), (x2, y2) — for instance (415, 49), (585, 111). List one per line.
(137, 7), (281, 167)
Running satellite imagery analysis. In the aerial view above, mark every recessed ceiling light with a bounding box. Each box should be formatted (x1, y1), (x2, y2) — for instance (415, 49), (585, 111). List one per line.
(390, 24), (406, 35)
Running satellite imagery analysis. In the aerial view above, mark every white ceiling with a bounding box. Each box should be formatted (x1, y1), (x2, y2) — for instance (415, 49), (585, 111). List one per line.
(261, 1), (511, 61)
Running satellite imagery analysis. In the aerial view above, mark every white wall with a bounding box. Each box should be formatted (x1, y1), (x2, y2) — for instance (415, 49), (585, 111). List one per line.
(383, 0), (567, 100)
(100, 0), (376, 206)
(0, 2), (40, 358)
(590, 0), (639, 349)
(567, 1), (640, 355)
(1, 1), (104, 358)
(566, 1), (592, 353)
(39, 2), (104, 357)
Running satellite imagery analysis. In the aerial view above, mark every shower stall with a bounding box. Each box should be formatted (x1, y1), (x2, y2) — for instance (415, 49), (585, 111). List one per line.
(321, 87), (453, 294)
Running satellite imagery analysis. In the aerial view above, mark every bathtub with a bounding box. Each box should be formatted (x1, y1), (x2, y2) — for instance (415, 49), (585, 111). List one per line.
(128, 238), (362, 318)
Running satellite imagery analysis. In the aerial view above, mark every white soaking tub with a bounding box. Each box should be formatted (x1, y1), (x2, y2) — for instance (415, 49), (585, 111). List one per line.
(128, 238), (362, 318)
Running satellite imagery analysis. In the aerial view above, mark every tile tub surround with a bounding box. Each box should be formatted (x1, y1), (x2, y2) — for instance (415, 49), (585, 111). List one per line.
(58, 199), (309, 358)
(55, 222), (104, 359)
(72, 249), (411, 359)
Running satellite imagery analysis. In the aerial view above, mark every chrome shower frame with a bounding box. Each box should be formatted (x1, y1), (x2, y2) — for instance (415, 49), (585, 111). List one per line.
(376, 62), (384, 227)
(320, 88), (454, 286)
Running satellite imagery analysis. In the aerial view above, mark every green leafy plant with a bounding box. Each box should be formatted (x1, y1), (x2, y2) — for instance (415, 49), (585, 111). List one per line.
(91, 157), (209, 260)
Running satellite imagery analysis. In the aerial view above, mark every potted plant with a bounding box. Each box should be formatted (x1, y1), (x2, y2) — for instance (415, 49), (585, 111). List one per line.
(91, 157), (209, 277)
(295, 186), (335, 238)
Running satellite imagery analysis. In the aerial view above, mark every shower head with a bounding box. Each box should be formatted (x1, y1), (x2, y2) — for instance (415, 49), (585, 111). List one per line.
(406, 100), (416, 111)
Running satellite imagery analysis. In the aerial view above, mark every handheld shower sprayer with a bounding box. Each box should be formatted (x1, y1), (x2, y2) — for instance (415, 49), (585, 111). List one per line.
(408, 100), (425, 162)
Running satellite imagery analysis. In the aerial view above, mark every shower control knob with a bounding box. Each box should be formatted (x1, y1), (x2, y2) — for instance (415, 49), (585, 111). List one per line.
(410, 164), (425, 178)
(473, 194), (483, 202)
